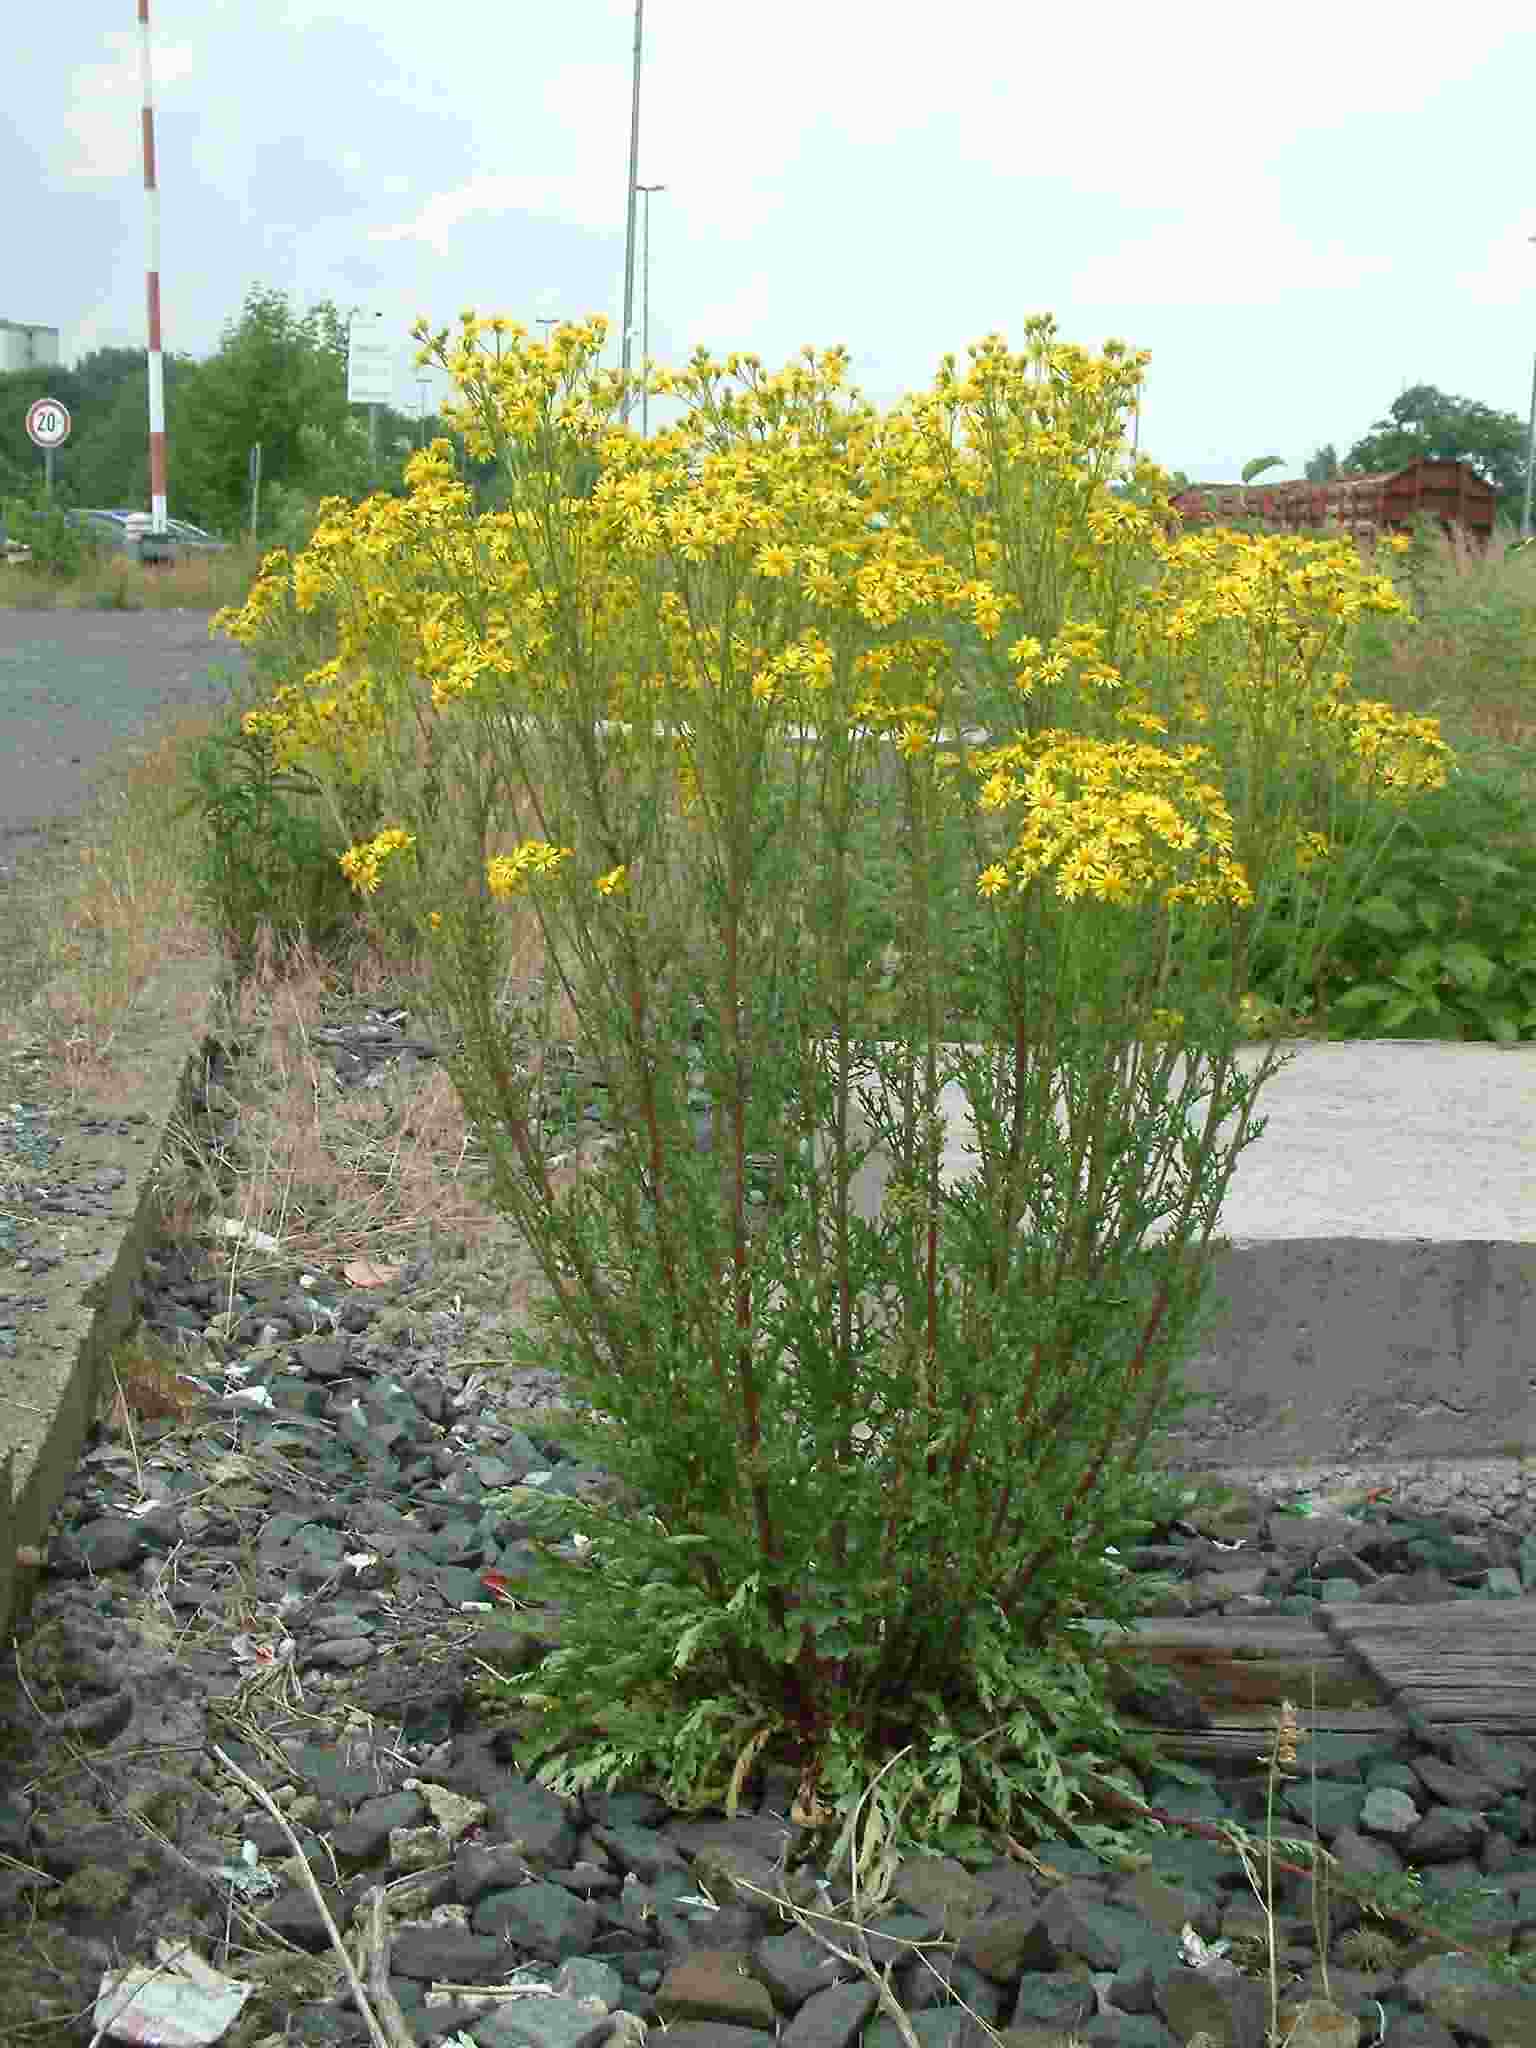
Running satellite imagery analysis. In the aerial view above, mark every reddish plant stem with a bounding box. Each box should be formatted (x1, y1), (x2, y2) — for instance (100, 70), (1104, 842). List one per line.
(1000, 1278), (1171, 1610)
(721, 900), (784, 1642)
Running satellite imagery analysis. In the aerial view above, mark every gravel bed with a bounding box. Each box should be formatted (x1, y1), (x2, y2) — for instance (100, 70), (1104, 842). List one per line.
(2, 1005), (1536, 2045)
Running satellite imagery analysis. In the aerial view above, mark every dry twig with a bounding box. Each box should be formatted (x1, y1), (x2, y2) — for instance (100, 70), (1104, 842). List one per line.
(211, 1743), (416, 2048)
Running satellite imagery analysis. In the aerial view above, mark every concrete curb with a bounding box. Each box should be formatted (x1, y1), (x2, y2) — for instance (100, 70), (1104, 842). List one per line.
(0, 953), (225, 1644)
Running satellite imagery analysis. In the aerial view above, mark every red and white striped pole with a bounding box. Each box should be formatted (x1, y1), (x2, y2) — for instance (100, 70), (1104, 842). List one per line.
(138, 0), (167, 534)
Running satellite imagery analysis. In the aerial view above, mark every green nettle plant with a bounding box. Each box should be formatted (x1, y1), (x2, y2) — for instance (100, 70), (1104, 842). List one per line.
(177, 713), (362, 969)
(1231, 751), (1536, 1040)
(216, 315), (1453, 1856)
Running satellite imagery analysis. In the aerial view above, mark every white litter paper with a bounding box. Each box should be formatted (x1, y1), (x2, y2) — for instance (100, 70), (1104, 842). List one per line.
(1179, 1922), (1236, 1975)
(94, 1942), (251, 2045)
(215, 1218), (281, 1253)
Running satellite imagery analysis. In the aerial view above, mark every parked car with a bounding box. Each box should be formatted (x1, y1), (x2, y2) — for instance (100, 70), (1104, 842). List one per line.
(65, 507), (142, 555)
(65, 508), (230, 564)
(162, 517), (230, 557)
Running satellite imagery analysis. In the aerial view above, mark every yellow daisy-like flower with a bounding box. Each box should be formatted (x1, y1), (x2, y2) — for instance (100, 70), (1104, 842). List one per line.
(977, 864), (1011, 899)
(486, 841), (573, 899)
(338, 828), (416, 896)
(595, 865), (630, 897)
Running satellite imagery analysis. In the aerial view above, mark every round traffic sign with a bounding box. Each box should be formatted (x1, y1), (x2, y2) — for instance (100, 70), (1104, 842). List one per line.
(26, 397), (72, 449)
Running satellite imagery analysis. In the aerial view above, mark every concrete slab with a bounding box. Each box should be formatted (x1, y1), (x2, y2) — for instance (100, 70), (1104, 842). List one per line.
(842, 1039), (1536, 1471)
(0, 955), (221, 1641)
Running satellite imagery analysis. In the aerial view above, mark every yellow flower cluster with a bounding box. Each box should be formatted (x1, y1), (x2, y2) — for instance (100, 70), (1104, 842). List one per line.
(211, 549), (293, 646)
(339, 827), (416, 895)
(240, 660), (385, 773)
(1136, 530), (1410, 678)
(1011, 619), (1123, 700)
(486, 841), (573, 899)
(212, 305), (1449, 968)
(1318, 698), (1450, 795)
(972, 733), (1251, 910)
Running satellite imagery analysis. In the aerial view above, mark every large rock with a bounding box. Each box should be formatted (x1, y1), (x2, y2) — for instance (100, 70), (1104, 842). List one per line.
(780, 1980), (878, 2048)
(657, 1951), (779, 2031)
(1158, 1968), (1269, 2048)
(1401, 1952), (1536, 2042)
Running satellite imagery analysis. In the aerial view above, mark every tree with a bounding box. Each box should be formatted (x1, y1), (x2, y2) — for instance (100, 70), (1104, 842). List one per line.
(0, 351), (196, 509)
(167, 286), (358, 534)
(1344, 384), (1529, 501)
(67, 355), (199, 509)
(0, 366), (84, 498)
(167, 285), (429, 535)
(1304, 443), (1340, 482)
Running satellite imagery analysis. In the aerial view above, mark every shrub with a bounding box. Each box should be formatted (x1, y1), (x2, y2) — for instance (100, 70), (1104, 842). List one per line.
(177, 709), (362, 970)
(1, 495), (101, 578)
(214, 316), (1452, 1855)
(1288, 749), (1536, 1040)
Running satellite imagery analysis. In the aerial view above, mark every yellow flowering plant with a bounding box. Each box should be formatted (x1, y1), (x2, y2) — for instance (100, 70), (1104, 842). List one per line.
(215, 314), (1450, 1855)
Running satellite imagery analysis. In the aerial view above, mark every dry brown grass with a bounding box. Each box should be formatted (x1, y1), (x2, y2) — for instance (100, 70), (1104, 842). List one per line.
(156, 937), (512, 1278)
(99, 1332), (206, 1429)
(0, 544), (265, 615)
(0, 707), (224, 1096)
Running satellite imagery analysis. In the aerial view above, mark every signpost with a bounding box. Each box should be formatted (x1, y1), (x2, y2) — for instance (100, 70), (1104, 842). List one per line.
(25, 396), (71, 497)
(248, 442), (262, 543)
(346, 311), (390, 466)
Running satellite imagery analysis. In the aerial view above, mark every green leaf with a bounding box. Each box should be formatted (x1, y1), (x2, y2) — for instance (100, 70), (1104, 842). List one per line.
(1353, 894), (1414, 936)
(1441, 942), (1497, 993)
(1475, 1008), (1520, 1044)
(1412, 897), (1447, 935)
(1440, 851), (1518, 882)
(672, 1619), (715, 1672)
(1331, 983), (1396, 1011)
(1241, 456), (1286, 485)
(1393, 943), (1443, 985)
(1381, 995), (1434, 1030)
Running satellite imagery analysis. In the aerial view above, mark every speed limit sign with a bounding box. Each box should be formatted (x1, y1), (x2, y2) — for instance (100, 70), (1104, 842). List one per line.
(26, 397), (72, 449)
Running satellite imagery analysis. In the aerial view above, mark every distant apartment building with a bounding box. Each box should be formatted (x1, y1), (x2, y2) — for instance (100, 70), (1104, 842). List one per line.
(0, 320), (62, 372)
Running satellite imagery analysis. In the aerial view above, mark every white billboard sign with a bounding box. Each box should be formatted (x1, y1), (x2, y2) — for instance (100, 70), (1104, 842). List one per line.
(347, 330), (394, 407)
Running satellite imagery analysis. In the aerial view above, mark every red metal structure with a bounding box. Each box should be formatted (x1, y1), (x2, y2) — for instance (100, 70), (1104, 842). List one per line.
(1171, 459), (1499, 546)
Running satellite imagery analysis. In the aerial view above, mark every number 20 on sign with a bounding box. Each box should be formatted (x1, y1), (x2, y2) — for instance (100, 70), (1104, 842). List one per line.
(25, 397), (71, 498)
(26, 398), (71, 449)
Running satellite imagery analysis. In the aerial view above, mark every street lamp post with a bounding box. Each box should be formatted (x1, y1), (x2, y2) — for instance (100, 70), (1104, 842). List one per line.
(636, 183), (665, 435)
(619, 0), (644, 419)
(1523, 239), (1536, 541)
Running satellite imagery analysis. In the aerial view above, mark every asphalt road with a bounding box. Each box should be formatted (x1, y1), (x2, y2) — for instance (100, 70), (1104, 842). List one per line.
(0, 607), (243, 860)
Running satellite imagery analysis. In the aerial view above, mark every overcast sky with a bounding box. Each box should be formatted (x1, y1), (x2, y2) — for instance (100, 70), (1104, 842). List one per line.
(9, 1), (1536, 486)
